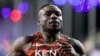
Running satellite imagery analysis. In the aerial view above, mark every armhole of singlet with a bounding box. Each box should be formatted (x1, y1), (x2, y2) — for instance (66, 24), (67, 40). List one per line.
(26, 35), (35, 56)
(28, 34), (35, 48)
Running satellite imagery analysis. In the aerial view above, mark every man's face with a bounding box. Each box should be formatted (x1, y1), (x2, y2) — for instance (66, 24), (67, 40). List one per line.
(38, 5), (63, 30)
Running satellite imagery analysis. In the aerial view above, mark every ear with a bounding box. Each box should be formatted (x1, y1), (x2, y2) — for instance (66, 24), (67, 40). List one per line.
(37, 19), (41, 25)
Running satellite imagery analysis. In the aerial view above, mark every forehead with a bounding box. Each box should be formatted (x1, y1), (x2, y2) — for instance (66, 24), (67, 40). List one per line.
(39, 5), (62, 14)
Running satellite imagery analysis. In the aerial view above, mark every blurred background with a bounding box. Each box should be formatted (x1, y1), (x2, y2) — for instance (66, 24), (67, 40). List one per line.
(0, 0), (100, 56)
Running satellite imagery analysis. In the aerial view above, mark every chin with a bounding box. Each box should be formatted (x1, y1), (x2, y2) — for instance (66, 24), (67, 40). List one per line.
(49, 27), (61, 31)
(43, 26), (62, 33)
(49, 27), (59, 30)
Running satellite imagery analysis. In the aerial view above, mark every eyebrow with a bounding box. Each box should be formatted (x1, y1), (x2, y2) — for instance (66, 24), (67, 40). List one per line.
(45, 11), (61, 13)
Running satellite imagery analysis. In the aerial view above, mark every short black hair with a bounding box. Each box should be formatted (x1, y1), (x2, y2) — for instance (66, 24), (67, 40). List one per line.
(40, 3), (53, 10)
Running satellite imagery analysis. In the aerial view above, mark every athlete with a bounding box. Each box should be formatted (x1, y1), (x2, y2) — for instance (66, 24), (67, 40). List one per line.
(9, 4), (86, 56)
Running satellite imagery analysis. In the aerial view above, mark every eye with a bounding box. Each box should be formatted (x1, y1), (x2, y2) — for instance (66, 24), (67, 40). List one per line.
(44, 13), (51, 16)
(55, 12), (61, 16)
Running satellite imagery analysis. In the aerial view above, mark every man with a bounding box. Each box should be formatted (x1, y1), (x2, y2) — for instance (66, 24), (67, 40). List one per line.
(9, 4), (85, 56)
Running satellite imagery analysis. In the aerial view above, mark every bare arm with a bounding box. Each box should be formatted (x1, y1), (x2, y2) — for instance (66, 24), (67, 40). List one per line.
(8, 36), (33, 56)
(70, 38), (86, 56)
(8, 50), (26, 56)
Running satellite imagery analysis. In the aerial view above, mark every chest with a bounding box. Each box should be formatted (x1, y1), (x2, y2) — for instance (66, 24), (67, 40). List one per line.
(25, 32), (71, 56)
(26, 39), (71, 56)
(28, 42), (61, 56)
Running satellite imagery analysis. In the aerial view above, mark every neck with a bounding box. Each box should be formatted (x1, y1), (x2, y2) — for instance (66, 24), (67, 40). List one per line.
(40, 28), (61, 43)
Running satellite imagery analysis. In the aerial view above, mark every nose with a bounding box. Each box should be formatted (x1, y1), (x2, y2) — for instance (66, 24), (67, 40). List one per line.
(50, 13), (57, 19)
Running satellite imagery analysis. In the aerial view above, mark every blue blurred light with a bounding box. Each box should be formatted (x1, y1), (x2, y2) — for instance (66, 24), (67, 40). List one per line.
(74, 6), (82, 13)
(81, 0), (89, 12)
(53, 0), (67, 5)
(17, 2), (29, 14)
(88, 0), (98, 6)
(68, 0), (80, 6)
(74, 0), (89, 13)
(0, 45), (5, 56)
(1, 8), (11, 19)
(98, 0), (100, 3)
(97, 0), (100, 6)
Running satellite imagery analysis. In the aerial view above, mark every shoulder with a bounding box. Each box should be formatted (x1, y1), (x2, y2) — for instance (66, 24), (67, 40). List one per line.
(60, 33), (86, 55)
(70, 38), (86, 55)
(11, 36), (33, 51)
(8, 36), (33, 56)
